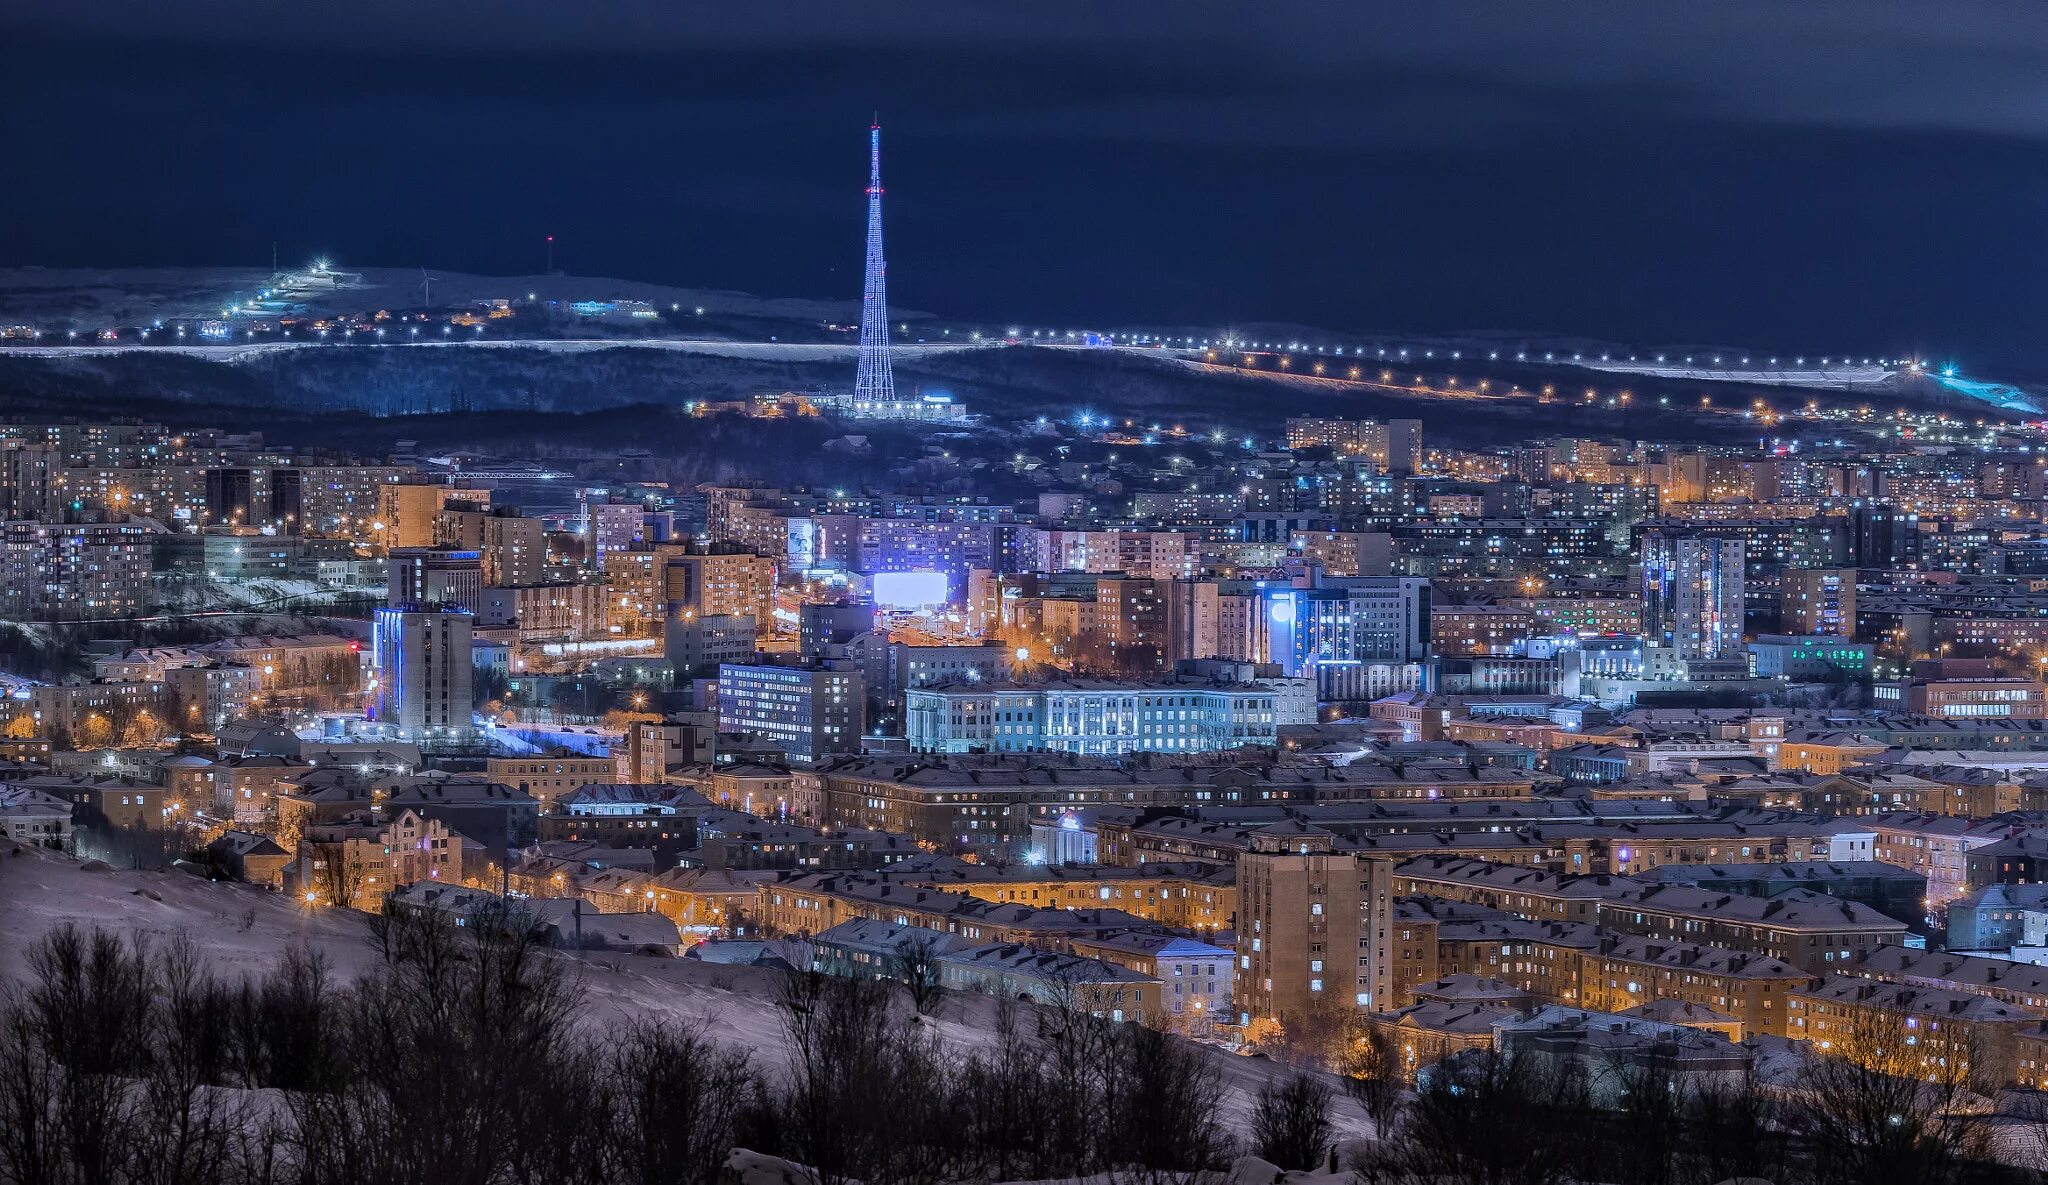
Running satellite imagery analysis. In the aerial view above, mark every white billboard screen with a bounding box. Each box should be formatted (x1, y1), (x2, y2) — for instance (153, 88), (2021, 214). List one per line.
(872, 570), (950, 608)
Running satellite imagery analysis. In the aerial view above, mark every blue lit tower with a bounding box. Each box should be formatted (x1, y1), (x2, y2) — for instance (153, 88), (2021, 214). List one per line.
(854, 121), (896, 403)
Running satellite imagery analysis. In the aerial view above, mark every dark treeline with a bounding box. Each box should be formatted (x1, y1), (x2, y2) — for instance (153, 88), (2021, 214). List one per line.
(1335, 1017), (2041, 1185)
(0, 915), (1249, 1185)
(9, 914), (2040, 1185)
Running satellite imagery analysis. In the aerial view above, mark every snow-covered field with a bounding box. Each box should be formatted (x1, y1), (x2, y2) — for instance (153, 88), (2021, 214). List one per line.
(0, 266), (929, 331)
(1576, 359), (1897, 388)
(0, 841), (1369, 1138)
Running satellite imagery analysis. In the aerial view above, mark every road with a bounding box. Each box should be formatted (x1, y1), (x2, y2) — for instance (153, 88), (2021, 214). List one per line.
(0, 337), (993, 363)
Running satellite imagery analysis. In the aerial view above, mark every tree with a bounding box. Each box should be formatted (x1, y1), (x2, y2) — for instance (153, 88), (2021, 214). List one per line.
(75, 712), (114, 750)
(1392, 1048), (1589, 1185)
(608, 1020), (759, 1185)
(3, 713), (36, 740)
(121, 708), (166, 749)
(1682, 1060), (1790, 1185)
(956, 996), (1053, 1182)
(0, 997), (65, 1185)
(773, 970), (899, 1185)
(1241, 1014), (1286, 1055)
(1602, 1049), (1686, 1185)
(287, 898), (589, 1185)
(1791, 1005), (1990, 1185)
(1251, 1072), (1335, 1171)
(1340, 1019), (1404, 1136)
(309, 840), (375, 910)
(886, 932), (946, 1016)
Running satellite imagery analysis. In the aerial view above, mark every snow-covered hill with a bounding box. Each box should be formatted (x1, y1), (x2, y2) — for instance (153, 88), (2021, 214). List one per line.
(0, 840), (1369, 1137)
(0, 266), (930, 332)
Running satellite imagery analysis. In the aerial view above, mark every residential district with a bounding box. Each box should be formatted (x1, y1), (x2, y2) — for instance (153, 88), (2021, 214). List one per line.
(19, 409), (2048, 1115)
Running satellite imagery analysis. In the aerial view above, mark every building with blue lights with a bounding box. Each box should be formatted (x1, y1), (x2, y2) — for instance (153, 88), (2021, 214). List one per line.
(370, 606), (474, 740)
(1258, 576), (1431, 699)
(1641, 531), (1746, 661)
(717, 663), (864, 765)
(1747, 634), (1873, 680)
(903, 676), (1314, 756)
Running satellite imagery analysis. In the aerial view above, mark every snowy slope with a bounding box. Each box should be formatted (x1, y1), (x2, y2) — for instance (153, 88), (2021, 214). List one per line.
(0, 841), (1369, 1138)
(0, 266), (931, 331)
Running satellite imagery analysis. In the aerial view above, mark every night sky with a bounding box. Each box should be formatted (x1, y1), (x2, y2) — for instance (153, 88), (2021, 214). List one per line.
(7, 3), (2048, 371)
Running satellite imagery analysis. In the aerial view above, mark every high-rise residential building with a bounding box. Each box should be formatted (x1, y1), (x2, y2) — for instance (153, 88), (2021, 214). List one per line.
(1850, 503), (1922, 569)
(625, 714), (718, 782)
(1165, 579), (1222, 664)
(799, 602), (876, 658)
(437, 506), (547, 588)
(1781, 568), (1856, 637)
(378, 484), (486, 552)
(853, 518), (1025, 587)
(1236, 823), (1365, 1027)
(1430, 605), (1538, 657)
(1097, 577), (1170, 671)
(1285, 417), (1364, 451)
(1292, 530), (1395, 577)
(478, 583), (610, 637)
(1028, 529), (1198, 580)
(664, 551), (778, 623)
(667, 613), (758, 674)
(387, 548), (484, 612)
(602, 542), (693, 633)
(0, 519), (159, 620)
(0, 440), (57, 521)
(1377, 418), (1424, 475)
(1262, 577), (1433, 670)
(370, 607), (474, 740)
(1285, 417), (1421, 473)
(717, 664), (864, 765)
(700, 483), (776, 548)
(587, 499), (650, 569)
(1641, 531), (1746, 660)
(203, 468), (256, 527)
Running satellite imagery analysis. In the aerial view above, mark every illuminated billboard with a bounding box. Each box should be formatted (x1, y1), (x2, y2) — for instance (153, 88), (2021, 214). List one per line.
(871, 570), (950, 608)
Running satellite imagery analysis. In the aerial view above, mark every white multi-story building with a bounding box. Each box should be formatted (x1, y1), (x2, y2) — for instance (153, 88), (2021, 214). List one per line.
(903, 676), (1314, 756)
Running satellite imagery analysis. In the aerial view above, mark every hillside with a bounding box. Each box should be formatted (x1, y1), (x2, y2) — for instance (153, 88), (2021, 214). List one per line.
(0, 839), (1370, 1139)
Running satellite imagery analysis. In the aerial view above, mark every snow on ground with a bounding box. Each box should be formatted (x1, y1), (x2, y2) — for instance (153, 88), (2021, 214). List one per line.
(1936, 374), (2044, 414)
(152, 577), (375, 612)
(0, 841), (1370, 1139)
(1578, 359), (1897, 388)
(0, 266), (932, 331)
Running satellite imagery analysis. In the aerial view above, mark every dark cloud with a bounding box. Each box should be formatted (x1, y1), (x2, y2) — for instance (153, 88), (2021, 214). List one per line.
(3, 2), (2046, 369)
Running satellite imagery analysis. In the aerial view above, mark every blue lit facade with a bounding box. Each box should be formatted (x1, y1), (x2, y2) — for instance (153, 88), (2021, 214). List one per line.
(1747, 634), (1872, 679)
(904, 680), (1309, 756)
(370, 606), (474, 740)
(1258, 577), (1430, 699)
(717, 663), (863, 765)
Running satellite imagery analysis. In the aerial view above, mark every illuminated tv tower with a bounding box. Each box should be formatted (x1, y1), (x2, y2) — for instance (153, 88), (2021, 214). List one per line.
(854, 120), (896, 403)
